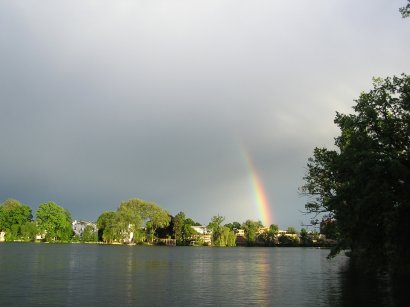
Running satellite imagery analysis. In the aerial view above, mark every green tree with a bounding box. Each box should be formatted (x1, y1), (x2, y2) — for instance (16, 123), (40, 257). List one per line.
(287, 227), (298, 235)
(232, 221), (241, 230)
(185, 218), (201, 226)
(97, 199), (171, 244)
(118, 198), (171, 243)
(220, 226), (236, 247)
(242, 220), (262, 246)
(81, 225), (97, 242)
(400, 0), (410, 17)
(224, 221), (241, 231)
(6, 224), (20, 241)
(208, 215), (225, 246)
(302, 75), (410, 272)
(36, 202), (73, 241)
(0, 199), (33, 241)
(173, 211), (186, 245)
(20, 222), (38, 241)
(155, 215), (174, 239)
(183, 222), (198, 244)
(269, 224), (279, 234)
(300, 228), (311, 246)
(224, 222), (233, 230)
(145, 205), (171, 242)
(278, 234), (300, 246)
(260, 224), (279, 246)
(96, 211), (121, 243)
(173, 212), (200, 245)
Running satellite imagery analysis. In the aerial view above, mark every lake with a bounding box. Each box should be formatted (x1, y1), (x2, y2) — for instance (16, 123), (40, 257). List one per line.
(0, 244), (407, 306)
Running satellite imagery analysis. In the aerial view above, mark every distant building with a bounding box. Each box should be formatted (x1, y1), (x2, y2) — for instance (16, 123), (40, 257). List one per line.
(234, 229), (246, 245)
(72, 220), (97, 237)
(278, 230), (298, 239)
(257, 227), (269, 235)
(35, 232), (46, 241)
(122, 224), (134, 244)
(191, 225), (212, 245)
(235, 229), (245, 237)
(0, 231), (5, 242)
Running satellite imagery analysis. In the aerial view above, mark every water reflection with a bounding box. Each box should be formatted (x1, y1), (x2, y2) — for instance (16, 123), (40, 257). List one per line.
(338, 261), (410, 307)
(1, 244), (408, 306)
(126, 247), (134, 305)
(252, 249), (270, 305)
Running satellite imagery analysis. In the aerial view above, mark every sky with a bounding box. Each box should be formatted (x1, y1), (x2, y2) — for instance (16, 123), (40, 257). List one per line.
(1, 0), (409, 229)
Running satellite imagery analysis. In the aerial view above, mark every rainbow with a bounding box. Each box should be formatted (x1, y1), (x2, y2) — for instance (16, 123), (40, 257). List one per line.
(241, 146), (273, 227)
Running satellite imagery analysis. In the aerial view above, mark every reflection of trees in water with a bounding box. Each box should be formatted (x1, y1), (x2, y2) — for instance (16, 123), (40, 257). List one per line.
(339, 261), (409, 306)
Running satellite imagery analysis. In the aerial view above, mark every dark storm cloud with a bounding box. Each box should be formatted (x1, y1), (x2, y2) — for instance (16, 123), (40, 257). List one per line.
(1, 0), (409, 227)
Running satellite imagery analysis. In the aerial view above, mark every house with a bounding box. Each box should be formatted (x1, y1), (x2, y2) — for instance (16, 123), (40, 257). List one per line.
(257, 227), (269, 235)
(191, 225), (212, 245)
(235, 228), (245, 237)
(0, 231), (5, 242)
(72, 220), (97, 237)
(122, 224), (134, 244)
(35, 231), (46, 241)
(278, 230), (298, 239)
(234, 229), (246, 245)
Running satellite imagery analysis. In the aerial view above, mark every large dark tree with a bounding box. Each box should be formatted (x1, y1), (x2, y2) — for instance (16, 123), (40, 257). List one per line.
(302, 75), (410, 272)
(400, 0), (410, 18)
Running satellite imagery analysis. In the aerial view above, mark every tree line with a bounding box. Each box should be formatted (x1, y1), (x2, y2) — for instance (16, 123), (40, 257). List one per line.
(1, 198), (329, 247)
(0, 199), (72, 242)
(0, 198), (171, 244)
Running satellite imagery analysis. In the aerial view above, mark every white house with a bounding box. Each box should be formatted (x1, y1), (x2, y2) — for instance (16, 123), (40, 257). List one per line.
(72, 220), (97, 237)
(278, 230), (298, 238)
(235, 229), (245, 237)
(191, 225), (212, 245)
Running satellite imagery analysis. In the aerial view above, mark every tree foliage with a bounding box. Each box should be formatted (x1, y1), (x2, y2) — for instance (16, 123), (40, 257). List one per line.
(20, 221), (38, 241)
(173, 211), (198, 245)
(286, 227), (298, 234)
(0, 199), (34, 241)
(302, 75), (410, 272)
(173, 211), (186, 245)
(224, 221), (241, 231)
(118, 198), (171, 243)
(208, 215), (228, 246)
(206, 215), (237, 246)
(260, 224), (279, 246)
(0, 199), (32, 230)
(242, 220), (262, 246)
(96, 211), (120, 243)
(81, 225), (98, 242)
(219, 226), (236, 247)
(96, 199), (171, 244)
(400, 0), (410, 18)
(36, 202), (73, 241)
(299, 228), (312, 246)
(278, 234), (300, 246)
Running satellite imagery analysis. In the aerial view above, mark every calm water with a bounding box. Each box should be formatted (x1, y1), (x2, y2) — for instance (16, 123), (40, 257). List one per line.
(0, 244), (407, 306)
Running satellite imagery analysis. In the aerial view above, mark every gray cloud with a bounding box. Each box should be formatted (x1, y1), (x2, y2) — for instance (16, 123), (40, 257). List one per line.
(1, 0), (409, 228)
